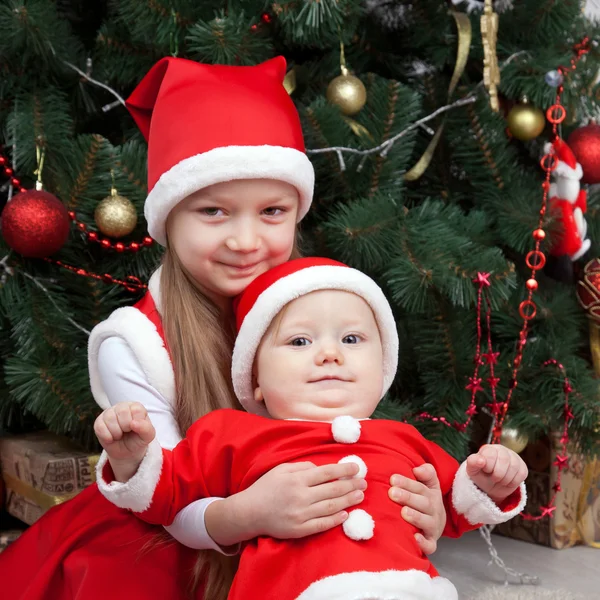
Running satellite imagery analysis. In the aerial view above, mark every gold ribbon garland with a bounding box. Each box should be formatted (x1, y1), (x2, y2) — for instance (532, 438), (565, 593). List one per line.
(481, 0), (500, 112)
(404, 11), (472, 181)
(283, 66), (297, 94)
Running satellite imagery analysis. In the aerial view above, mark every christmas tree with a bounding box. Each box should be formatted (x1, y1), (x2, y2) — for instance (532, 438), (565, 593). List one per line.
(1, 0), (600, 463)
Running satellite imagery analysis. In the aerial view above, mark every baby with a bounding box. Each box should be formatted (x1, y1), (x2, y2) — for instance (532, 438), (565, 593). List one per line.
(96, 257), (527, 600)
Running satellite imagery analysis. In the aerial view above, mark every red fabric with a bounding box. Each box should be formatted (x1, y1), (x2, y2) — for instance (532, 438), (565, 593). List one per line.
(233, 257), (347, 331)
(0, 484), (199, 600)
(496, 487), (522, 514)
(133, 410), (494, 600)
(134, 290), (170, 356)
(576, 189), (588, 212)
(548, 197), (584, 257)
(0, 291), (203, 599)
(125, 56), (306, 191)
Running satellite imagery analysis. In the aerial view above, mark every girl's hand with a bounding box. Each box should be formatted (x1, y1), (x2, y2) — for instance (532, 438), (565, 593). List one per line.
(466, 444), (528, 504)
(93, 401), (156, 482)
(210, 461), (367, 546)
(388, 463), (446, 555)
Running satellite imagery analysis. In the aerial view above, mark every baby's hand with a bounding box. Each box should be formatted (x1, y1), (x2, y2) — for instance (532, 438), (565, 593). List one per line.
(388, 464), (446, 555)
(466, 444), (528, 504)
(94, 401), (156, 481)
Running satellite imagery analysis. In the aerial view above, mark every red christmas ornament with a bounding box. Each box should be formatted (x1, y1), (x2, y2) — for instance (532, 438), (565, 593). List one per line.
(1, 190), (70, 258)
(567, 123), (600, 184)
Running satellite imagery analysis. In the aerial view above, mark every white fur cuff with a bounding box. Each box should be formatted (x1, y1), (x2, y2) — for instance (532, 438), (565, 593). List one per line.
(96, 438), (164, 513)
(451, 461), (527, 525)
(88, 301), (175, 410)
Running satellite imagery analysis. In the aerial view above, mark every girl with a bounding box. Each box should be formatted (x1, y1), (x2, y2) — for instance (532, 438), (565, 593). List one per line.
(0, 57), (447, 600)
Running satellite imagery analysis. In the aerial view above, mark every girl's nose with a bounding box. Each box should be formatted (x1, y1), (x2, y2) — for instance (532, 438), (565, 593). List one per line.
(225, 226), (261, 253)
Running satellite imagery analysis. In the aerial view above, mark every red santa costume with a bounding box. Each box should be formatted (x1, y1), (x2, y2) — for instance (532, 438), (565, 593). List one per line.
(0, 56), (314, 599)
(545, 137), (591, 261)
(98, 258), (527, 600)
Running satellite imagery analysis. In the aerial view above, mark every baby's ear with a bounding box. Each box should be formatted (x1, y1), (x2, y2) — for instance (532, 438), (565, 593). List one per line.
(253, 385), (264, 404)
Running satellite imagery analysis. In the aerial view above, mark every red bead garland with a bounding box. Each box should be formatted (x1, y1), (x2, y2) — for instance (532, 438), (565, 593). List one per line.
(520, 359), (573, 521)
(0, 153), (27, 194)
(67, 211), (154, 252)
(491, 36), (590, 443)
(44, 258), (147, 293)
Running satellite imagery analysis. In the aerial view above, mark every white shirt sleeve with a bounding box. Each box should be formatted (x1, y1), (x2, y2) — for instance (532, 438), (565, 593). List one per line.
(97, 336), (237, 554)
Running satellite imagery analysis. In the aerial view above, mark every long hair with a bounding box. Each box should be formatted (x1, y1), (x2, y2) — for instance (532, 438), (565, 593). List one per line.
(159, 238), (302, 600)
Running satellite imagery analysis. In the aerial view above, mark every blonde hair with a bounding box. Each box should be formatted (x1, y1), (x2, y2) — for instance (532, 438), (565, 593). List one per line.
(159, 237), (302, 600)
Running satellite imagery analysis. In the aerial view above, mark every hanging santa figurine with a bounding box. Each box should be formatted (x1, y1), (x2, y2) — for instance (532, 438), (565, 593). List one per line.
(544, 137), (591, 261)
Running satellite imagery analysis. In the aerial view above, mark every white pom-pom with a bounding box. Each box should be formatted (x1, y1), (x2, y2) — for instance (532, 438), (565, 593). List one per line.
(343, 509), (374, 541)
(331, 415), (361, 443)
(338, 455), (367, 479)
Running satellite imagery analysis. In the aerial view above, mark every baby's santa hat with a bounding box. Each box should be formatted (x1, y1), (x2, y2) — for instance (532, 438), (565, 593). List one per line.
(231, 257), (399, 416)
(544, 137), (583, 180)
(126, 56), (315, 246)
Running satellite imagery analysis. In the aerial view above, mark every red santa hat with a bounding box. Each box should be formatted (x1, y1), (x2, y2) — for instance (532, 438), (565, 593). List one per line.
(126, 56), (315, 246)
(544, 137), (583, 180)
(231, 258), (399, 416)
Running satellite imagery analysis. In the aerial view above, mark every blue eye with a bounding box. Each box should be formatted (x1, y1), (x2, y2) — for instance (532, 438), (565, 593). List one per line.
(343, 335), (360, 344)
(290, 337), (310, 347)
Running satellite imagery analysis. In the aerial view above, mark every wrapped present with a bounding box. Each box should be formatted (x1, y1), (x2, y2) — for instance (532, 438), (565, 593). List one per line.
(0, 530), (23, 553)
(495, 435), (600, 549)
(0, 431), (99, 525)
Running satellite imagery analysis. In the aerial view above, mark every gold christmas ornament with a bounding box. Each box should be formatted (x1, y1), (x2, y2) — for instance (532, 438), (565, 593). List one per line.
(499, 423), (529, 454)
(507, 97), (546, 141)
(94, 189), (138, 238)
(327, 69), (367, 116)
(327, 40), (366, 117)
(481, 0), (500, 112)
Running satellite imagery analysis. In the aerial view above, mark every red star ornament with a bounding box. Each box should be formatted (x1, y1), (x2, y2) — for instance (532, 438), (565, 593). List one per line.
(473, 272), (491, 288)
(554, 454), (569, 471)
(487, 376), (500, 388)
(482, 351), (500, 365)
(465, 405), (478, 417)
(465, 377), (484, 394)
(541, 504), (557, 518)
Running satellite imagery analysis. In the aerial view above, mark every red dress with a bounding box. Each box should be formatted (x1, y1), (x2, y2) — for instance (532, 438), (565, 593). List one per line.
(0, 291), (204, 600)
(99, 410), (525, 600)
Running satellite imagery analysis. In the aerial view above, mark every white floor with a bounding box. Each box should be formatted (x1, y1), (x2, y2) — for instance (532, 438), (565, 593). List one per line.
(433, 531), (599, 599)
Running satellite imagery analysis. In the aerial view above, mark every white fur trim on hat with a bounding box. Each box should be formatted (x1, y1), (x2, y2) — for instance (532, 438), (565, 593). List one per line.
(338, 455), (367, 479)
(232, 266), (399, 416)
(451, 461), (527, 525)
(295, 569), (458, 600)
(145, 145), (315, 245)
(88, 303), (175, 410)
(96, 439), (163, 512)
(342, 509), (374, 541)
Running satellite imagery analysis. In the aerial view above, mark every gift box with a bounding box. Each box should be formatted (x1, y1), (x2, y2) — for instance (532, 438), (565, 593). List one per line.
(0, 529), (23, 553)
(494, 435), (600, 549)
(0, 431), (100, 525)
